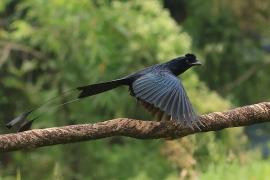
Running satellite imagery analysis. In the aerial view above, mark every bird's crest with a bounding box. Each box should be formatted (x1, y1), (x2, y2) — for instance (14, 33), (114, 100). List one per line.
(185, 53), (196, 60)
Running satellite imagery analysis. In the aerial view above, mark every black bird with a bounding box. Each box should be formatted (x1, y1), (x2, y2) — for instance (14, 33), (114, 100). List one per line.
(7, 53), (202, 131)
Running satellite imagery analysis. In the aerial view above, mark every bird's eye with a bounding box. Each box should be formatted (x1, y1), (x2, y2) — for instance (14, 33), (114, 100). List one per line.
(185, 59), (189, 63)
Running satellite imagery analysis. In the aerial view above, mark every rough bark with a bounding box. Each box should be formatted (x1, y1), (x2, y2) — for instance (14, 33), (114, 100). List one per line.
(0, 102), (270, 153)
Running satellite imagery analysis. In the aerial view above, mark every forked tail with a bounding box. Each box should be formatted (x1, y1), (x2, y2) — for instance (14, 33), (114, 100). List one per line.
(6, 78), (127, 132)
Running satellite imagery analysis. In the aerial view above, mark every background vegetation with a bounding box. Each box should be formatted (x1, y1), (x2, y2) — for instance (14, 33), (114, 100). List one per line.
(0, 0), (269, 179)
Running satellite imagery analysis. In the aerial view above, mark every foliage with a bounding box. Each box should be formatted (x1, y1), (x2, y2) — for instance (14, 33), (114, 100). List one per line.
(201, 159), (270, 180)
(184, 0), (270, 105)
(0, 0), (268, 179)
(183, 1), (270, 176)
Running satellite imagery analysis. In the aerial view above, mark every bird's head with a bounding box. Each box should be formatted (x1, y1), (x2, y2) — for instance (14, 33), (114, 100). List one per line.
(167, 53), (202, 75)
(184, 53), (202, 66)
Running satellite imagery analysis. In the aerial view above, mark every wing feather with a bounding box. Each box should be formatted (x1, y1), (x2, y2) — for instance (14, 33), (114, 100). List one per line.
(143, 85), (165, 102)
(149, 86), (169, 105)
(136, 84), (158, 98)
(132, 72), (199, 126)
(164, 87), (177, 115)
(171, 92), (179, 119)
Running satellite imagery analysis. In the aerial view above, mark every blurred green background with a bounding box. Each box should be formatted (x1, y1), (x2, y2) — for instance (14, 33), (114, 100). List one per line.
(0, 0), (270, 179)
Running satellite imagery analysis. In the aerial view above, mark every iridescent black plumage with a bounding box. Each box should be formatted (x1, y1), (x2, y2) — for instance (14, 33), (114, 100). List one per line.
(7, 53), (202, 131)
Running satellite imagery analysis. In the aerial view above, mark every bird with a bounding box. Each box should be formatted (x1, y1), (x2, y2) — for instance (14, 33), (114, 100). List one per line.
(6, 53), (202, 132)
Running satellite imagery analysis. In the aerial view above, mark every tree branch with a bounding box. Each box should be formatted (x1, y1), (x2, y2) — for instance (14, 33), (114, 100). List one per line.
(1, 102), (270, 153)
(0, 41), (46, 61)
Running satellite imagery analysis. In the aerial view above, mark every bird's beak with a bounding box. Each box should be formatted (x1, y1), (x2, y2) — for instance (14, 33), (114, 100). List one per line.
(190, 61), (202, 66)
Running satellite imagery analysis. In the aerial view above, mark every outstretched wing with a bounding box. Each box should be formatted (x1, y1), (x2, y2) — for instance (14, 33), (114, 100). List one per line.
(132, 72), (198, 126)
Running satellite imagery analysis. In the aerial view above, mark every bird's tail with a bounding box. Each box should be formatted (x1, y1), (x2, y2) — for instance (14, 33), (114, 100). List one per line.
(77, 79), (126, 98)
(6, 79), (127, 132)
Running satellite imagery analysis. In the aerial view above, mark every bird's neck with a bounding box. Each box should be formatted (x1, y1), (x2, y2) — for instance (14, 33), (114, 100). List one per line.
(165, 60), (189, 76)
